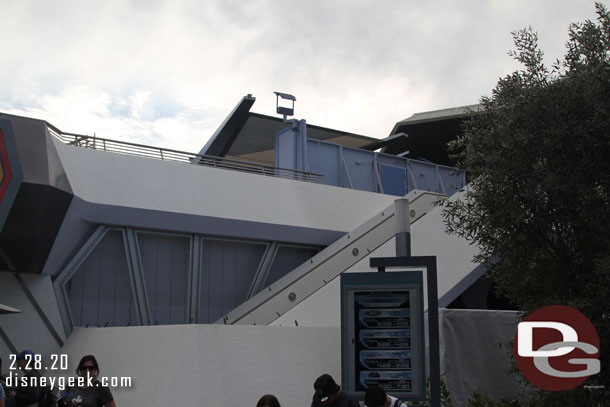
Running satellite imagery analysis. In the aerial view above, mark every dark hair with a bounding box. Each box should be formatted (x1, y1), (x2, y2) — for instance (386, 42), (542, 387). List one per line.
(256, 394), (281, 407)
(76, 355), (100, 375)
(364, 385), (387, 407)
(313, 374), (340, 397)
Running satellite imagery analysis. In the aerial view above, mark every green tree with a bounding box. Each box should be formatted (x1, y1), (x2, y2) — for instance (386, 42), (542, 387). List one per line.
(441, 3), (610, 405)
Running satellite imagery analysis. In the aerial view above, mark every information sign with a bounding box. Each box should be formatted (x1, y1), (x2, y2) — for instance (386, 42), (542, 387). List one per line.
(341, 272), (426, 401)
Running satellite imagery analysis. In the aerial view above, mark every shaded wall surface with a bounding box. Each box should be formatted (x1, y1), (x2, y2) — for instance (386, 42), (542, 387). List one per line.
(21, 310), (524, 407)
(0, 272), (65, 360)
(273, 189), (483, 328)
(57, 325), (341, 407)
(0, 115), (74, 274)
(439, 309), (523, 407)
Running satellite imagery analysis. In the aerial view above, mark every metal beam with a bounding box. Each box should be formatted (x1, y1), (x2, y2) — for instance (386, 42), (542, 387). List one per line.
(219, 190), (442, 325)
(54, 225), (109, 337)
(246, 242), (279, 299)
(15, 273), (64, 346)
(0, 325), (17, 353)
(125, 228), (151, 326)
(188, 235), (201, 324)
(373, 154), (384, 194)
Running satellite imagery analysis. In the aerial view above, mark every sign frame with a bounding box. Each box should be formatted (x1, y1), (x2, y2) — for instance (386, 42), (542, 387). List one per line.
(341, 256), (441, 407)
(340, 270), (426, 401)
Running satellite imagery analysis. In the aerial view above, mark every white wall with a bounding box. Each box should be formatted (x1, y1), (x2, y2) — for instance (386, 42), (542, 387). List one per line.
(53, 139), (396, 234)
(57, 324), (341, 407)
(0, 272), (65, 366)
(272, 189), (481, 327)
(50, 312), (522, 407)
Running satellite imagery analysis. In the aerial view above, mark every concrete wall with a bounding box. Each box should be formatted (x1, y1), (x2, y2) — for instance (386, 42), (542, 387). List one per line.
(40, 132), (398, 276)
(52, 138), (396, 234)
(272, 189), (482, 327)
(56, 324), (341, 406)
(47, 311), (521, 407)
(2, 114), (71, 192)
(0, 272), (65, 364)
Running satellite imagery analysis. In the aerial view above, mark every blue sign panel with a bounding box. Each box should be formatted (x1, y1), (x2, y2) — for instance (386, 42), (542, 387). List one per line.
(341, 272), (426, 402)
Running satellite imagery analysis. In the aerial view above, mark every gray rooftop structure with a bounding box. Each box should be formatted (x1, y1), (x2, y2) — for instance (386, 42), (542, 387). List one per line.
(383, 104), (482, 166)
(199, 95), (378, 165)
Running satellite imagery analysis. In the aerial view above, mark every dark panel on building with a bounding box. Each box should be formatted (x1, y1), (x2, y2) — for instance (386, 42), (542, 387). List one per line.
(138, 232), (190, 325)
(262, 245), (320, 290)
(0, 183), (73, 273)
(67, 229), (138, 327)
(0, 120), (24, 232)
(446, 276), (519, 311)
(199, 239), (266, 323)
(384, 118), (465, 167)
(225, 113), (376, 157)
(199, 95), (256, 157)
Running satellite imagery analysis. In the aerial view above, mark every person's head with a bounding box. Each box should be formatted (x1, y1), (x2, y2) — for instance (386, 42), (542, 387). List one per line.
(313, 374), (341, 406)
(256, 394), (281, 407)
(15, 350), (35, 370)
(364, 385), (387, 407)
(76, 355), (99, 380)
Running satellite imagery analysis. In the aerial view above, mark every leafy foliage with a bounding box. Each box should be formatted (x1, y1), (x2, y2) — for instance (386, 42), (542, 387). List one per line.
(441, 3), (610, 405)
(465, 391), (535, 407)
(408, 377), (453, 407)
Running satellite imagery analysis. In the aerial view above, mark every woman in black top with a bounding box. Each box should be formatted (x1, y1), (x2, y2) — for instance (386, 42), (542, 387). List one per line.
(58, 355), (116, 407)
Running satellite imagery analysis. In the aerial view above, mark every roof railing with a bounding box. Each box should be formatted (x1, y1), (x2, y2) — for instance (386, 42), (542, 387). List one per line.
(48, 127), (324, 184)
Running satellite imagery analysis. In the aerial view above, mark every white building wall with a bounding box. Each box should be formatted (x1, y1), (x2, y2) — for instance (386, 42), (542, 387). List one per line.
(53, 139), (396, 234)
(0, 272), (65, 364)
(56, 325), (341, 407)
(272, 189), (481, 328)
(49, 312), (520, 407)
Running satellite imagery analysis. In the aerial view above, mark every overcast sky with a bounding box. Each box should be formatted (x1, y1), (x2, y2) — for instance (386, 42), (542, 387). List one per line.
(0, 0), (601, 152)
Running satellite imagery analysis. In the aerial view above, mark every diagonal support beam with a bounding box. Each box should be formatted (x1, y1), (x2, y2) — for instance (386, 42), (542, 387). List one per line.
(219, 190), (441, 326)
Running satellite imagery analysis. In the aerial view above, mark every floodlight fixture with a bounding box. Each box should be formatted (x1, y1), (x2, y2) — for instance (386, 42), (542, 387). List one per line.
(274, 91), (296, 121)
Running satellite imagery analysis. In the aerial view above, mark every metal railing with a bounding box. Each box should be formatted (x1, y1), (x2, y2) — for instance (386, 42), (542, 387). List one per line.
(47, 126), (324, 183)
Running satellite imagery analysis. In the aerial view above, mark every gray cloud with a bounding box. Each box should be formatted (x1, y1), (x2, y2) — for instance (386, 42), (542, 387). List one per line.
(0, 0), (600, 151)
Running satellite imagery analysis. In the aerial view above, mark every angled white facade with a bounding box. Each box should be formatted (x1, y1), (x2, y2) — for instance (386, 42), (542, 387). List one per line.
(0, 98), (518, 406)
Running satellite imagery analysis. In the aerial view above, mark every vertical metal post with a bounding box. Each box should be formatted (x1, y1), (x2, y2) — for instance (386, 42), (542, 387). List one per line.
(246, 242), (279, 299)
(125, 228), (151, 325)
(188, 235), (201, 324)
(298, 119), (306, 172)
(395, 198), (411, 257)
(427, 259), (441, 407)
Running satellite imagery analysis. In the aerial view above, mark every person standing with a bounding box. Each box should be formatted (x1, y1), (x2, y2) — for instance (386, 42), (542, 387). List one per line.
(0, 380), (6, 407)
(0, 357), (5, 407)
(256, 394), (281, 407)
(364, 385), (407, 407)
(57, 355), (116, 407)
(6, 351), (40, 407)
(310, 374), (359, 407)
